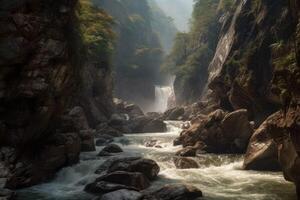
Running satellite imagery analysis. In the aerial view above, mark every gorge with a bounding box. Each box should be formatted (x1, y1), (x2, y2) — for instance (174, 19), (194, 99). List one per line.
(0, 0), (299, 200)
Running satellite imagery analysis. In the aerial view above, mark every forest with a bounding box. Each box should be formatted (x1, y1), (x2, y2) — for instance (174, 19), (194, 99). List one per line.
(0, 0), (299, 200)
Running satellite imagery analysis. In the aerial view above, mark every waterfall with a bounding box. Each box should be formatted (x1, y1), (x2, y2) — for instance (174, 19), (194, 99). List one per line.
(153, 86), (174, 113)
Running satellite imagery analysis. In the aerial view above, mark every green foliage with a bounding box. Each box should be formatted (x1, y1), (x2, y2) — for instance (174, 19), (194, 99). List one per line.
(77, 0), (114, 61)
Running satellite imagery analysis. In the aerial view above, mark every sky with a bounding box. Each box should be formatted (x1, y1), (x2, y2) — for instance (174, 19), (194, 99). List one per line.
(154, 0), (194, 32)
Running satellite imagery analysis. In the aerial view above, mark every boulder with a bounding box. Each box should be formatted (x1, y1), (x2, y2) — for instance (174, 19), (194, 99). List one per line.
(107, 158), (160, 181)
(94, 171), (150, 191)
(243, 116), (281, 171)
(96, 134), (114, 146)
(173, 157), (199, 169)
(176, 109), (253, 154)
(149, 184), (203, 200)
(98, 144), (123, 156)
(96, 123), (123, 137)
(79, 130), (96, 152)
(175, 147), (196, 157)
(221, 109), (253, 152)
(164, 107), (185, 120)
(142, 120), (167, 133)
(85, 181), (138, 194)
(99, 189), (143, 200)
(0, 188), (15, 200)
(144, 140), (158, 148)
(95, 156), (142, 175)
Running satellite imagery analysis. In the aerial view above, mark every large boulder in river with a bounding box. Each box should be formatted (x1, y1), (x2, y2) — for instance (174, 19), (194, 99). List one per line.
(99, 189), (143, 200)
(175, 109), (253, 154)
(264, 107), (300, 197)
(98, 144), (123, 156)
(243, 115), (281, 171)
(127, 116), (167, 133)
(95, 156), (160, 181)
(91, 171), (150, 191)
(163, 107), (185, 120)
(147, 184), (203, 200)
(173, 157), (199, 169)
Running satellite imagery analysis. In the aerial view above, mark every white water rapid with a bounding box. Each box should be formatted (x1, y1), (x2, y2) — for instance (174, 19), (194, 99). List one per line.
(18, 122), (296, 200)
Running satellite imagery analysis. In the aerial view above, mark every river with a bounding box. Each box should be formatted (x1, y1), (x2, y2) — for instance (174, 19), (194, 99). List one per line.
(18, 121), (296, 200)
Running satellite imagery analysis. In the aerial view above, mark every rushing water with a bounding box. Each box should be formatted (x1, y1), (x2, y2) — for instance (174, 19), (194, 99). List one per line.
(18, 121), (296, 200)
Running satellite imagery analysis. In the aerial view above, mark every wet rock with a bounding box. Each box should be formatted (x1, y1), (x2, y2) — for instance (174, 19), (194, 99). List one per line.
(85, 181), (138, 194)
(108, 158), (160, 181)
(98, 144), (123, 156)
(124, 104), (144, 118)
(173, 157), (199, 169)
(127, 117), (167, 133)
(163, 107), (185, 120)
(94, 171), (150, 191)
(79, 130), (96, 152)
(96, 123), (123, 137)
(96, 134), (114, 146)
(145, 140), (158, 148)
(175, 147), (196, 157)
(142, 119), (167, 133)
(173, 138), (182, 146)
(221, 109), (253, 151)
(266, 107), (300, 195)
(176, 109), (253, 154)
(0, 188), (15, 200)
(95, 156), (142, 175)
(99, 189), (143, 200)
(243, 115), (281, 171)
(149, 184), (203, 200)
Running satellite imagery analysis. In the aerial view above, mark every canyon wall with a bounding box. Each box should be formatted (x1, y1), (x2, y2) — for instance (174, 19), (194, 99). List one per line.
(0, 0), (114, 190)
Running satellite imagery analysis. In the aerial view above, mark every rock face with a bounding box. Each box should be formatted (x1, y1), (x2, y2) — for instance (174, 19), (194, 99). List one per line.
(266, 106), (300, 197)
(175, 109), (253, 154)
(243, 113), (281, 171)
(0, 0), (113, 190)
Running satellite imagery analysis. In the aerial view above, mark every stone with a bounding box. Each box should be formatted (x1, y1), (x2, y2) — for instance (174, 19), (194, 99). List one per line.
(150, 184), (203, 200)
(99, 189), (143, 200)
(108, 158), (160, 181)
(142, 120), (167, 133)
(173, 157), (199, 169)
(176, 147), (196, 157)
(243, 116), (281, 171)
(95, 171), (150, 191)
(96, 134), (114, 146)
(85, 181), (138, 194)
(80, 130), (96, 152)
(100, 144), (123, 154)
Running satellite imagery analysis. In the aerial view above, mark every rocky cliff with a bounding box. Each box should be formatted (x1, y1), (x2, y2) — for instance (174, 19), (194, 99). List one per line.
(0, 0), (114, 192)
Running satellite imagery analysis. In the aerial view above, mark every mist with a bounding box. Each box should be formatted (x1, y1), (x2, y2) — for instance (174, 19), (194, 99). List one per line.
(154, 0), (194, 32)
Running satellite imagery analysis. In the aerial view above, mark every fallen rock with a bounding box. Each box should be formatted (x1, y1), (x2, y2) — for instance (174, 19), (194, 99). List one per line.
(96, 123), (123, 137)
(101, 144), (123, 153)
(94, 171), (150, 191)
(175, 147), (196, 157)
(142, 120), (167, 133)
(173, 157), (199, 169)
(79, 130), (96, 152)
(95, 156), (142, 175)
(163, 107), (185, 120)
(0, 188), (15, 200)
(96, 134), (114, 146)
(176, 109), (253, 154)
(149, 184), (203, 200)
(99, 189), (143, 200)
(243, 115), (281, 171)
(107, 158), (160, 181)
(145, 140), (158, 148)
(85, 181), (138, 194)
